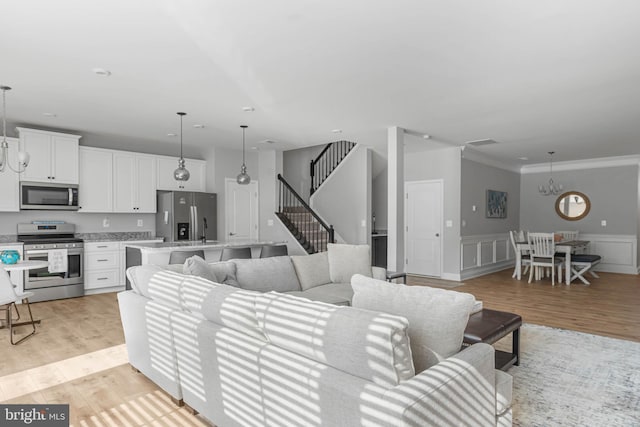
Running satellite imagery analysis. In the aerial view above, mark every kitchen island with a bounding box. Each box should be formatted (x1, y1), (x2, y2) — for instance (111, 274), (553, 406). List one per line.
(125, 240), (288, 273)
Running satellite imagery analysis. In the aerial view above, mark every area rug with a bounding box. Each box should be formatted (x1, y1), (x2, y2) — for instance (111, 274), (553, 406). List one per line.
(502, 324), (640, 426)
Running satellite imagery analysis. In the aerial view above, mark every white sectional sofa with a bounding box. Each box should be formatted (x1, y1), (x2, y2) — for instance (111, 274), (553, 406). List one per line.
(118, 245), (512, 426)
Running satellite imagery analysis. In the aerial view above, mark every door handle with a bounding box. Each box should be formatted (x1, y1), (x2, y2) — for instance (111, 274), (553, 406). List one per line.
(435, 233), (440, 237)
(229, 232), (236, 236)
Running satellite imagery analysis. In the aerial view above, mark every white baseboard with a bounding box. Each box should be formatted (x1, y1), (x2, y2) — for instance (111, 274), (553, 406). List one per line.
(460, 260), (513, 281)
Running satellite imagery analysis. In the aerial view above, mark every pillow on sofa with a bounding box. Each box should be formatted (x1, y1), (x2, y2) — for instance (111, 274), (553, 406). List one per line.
(327, 243), (372, 283)
(351, 274), (475, 373)
(234, 256), (301, 293)
(255, 292), (414, 387)
(207, 261), (240, 287)
(290, 252), (331, 290)
(183, 255), (219, 283)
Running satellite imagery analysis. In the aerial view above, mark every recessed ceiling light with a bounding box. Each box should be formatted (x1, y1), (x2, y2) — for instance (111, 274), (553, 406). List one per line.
(257, 139), (276, 144)
(193, 124), (205, 129)
(518, 157), (529, 161)
(167, 133), (177, 137)
(331, 129), (342, 133)
(92, 68), (112, 77)
(423, 134), (431, 139)
(242, 106), (255, 112)
(43, 112), (57, 118)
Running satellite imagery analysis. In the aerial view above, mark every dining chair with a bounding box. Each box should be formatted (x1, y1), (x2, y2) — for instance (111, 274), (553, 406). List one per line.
(509, 230), (530, 278)
(0, 269), (37, 345)
(555, 231), (581, 254)
(169, 250), (205, 264)
(220, 247), (252, 261)
(527, 232), (564, 286)
(259, 244), (288, 258)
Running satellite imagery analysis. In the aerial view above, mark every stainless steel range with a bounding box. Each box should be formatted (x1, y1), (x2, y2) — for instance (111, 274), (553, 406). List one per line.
(17, 223), (84, 302)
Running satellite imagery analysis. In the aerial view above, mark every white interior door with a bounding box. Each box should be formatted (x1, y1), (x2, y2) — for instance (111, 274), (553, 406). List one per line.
(405, 180), (443, 277)
(225, 179), (259, 241)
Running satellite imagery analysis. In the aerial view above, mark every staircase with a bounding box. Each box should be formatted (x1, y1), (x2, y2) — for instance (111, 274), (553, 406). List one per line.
(310, 140), (356, 196)
(277, 174), (334, 254)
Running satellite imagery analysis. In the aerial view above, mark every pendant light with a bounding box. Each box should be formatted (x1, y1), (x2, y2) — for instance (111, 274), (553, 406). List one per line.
(173, 112), (190, 182)
(0, 85), (30, 173)
(538, 151), (563, 196)
(236, 125), (251, 185)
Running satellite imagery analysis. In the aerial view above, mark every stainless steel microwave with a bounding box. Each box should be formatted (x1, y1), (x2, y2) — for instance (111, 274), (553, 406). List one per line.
(20, 182), (79, 210)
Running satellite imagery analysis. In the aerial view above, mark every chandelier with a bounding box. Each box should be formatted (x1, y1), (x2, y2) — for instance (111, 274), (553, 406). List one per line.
(538, 151), (563, 196)
(0, 85), (30, 173)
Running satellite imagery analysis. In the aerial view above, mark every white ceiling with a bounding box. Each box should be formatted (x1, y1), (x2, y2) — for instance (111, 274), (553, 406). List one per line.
(2, 0), (639, 165)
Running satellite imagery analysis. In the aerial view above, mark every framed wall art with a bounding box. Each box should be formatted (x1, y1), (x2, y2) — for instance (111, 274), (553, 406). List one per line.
(486, 189), (507, 218)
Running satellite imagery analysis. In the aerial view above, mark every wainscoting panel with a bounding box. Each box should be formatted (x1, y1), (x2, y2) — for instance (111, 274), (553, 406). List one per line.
(460, 234), (514, 280)
(581, 234), (638, 274)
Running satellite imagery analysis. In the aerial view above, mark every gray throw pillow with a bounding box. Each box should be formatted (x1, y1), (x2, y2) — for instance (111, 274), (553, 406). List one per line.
(207, 261), (240, 287)
(351, 274), (475, 373)
(290, 252), (331, 290)
(183, 255), (219, 283)
(327, 243), (372, 283)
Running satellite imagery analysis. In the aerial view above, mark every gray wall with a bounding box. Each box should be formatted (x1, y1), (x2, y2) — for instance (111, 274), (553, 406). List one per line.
(405, 147), (461, 276)
(204, 146), (259, 240)
(282, 145), (324, 202)
(460, 159), (521, 236)
(372, 168), (388, 231)
(520, 164), (639, 234)
(311, 146), (372, 244)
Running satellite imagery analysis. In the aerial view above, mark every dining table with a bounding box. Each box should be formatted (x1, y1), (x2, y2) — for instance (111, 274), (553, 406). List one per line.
(515, 240), (590, 285)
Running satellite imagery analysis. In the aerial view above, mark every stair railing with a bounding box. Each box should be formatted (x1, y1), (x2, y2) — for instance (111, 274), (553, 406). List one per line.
(277, 174), (334, 252)
(310, 140), (356, 196)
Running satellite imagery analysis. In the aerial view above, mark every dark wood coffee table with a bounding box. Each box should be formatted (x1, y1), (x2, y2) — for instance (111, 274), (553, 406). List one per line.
(463, 308), (522, 371)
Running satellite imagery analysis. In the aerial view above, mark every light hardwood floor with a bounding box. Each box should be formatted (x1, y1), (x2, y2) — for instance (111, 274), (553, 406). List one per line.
(408, 268), (640, 342)
(1, 268), (638, 426)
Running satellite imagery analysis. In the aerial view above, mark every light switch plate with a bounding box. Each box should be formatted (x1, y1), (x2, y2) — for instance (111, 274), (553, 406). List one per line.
(267, 219), (274, 226)
(102, 218), (110, 228)
(446, 220), (453, 228)
(137, 219), (144, 227)
(601, 220), (607, 227)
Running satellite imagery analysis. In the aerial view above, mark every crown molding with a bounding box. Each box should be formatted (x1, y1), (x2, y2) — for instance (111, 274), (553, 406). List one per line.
(520, 154), (640, 174)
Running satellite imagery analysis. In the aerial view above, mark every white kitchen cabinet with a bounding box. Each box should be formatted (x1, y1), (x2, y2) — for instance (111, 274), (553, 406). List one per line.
(83, 241), (121, 292)
(156, 156), (207, 192)
(17, 127), (80, 184)
(78, 147), (113, 213)
(113, 153), (157, 213)
(0, 137), (20, 211)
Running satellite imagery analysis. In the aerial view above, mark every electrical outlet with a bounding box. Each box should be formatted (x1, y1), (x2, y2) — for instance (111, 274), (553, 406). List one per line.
(137, 219), (144, 227)
(267, 219), (274, 226)
(103, 218), (110, 228)
(446, 220), (453, 228)
(601, 220), (607, 227)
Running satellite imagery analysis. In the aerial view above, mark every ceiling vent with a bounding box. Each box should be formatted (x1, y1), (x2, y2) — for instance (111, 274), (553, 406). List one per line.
(466, 139), (498, 147)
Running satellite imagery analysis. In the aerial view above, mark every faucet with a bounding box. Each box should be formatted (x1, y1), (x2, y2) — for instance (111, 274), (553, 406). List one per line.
(200, 217), (208, 243)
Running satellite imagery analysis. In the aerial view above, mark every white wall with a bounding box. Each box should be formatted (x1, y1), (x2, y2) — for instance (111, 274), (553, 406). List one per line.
(405, 146), (462, 278)
(0, 211), (155, 235)
(310, 145), (372, 244)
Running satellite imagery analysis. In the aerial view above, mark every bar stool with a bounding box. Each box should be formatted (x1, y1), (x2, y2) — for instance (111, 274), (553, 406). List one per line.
(220, 247), (252, 261)
(259, 245), (288, 258)
(169, 250), (205, 264)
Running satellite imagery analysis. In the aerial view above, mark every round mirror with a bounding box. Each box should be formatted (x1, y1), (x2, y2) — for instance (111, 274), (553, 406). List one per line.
(555, 191), (590, 221)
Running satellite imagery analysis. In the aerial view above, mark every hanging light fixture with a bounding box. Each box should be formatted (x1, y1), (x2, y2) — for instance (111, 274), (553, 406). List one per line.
(173, 112), (190, 182)
(0, 85), (30, 173)
(236, 125), (251, 185)
(538, 151), (563, 196)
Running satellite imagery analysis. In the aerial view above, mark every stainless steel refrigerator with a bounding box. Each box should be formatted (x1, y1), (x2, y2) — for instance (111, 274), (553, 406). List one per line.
(156, 191), (217, 242)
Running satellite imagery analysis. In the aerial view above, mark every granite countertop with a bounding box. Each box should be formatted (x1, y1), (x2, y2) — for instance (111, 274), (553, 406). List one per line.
(128, 240), (286, 252)
(0, 235), (20, 244)
(77, 232), (162, 242)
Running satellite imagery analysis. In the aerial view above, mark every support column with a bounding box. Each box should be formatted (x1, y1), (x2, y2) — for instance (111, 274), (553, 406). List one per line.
(387, 126), (404, 273)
